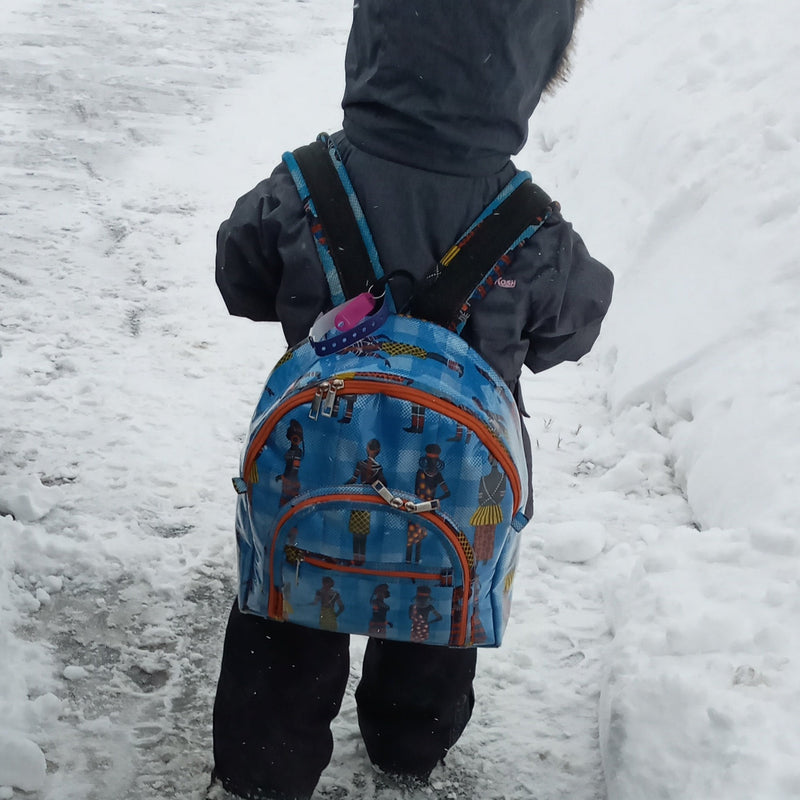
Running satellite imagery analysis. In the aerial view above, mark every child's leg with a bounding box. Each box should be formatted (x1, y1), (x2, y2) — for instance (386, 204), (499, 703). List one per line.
(355, 638), (477, 780)
(212, 600), (350, 800)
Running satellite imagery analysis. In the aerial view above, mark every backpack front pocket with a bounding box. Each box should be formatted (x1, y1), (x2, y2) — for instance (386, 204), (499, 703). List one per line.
(262, 491), (474, 646)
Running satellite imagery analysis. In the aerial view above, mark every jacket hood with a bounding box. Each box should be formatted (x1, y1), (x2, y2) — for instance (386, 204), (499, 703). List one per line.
(342, 0), (581, 176)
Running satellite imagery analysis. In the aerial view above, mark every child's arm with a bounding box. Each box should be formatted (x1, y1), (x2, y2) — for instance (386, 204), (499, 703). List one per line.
(214, 162), (330, 347)
(215, 173), (284, 322)
(523, 207), (614, 374)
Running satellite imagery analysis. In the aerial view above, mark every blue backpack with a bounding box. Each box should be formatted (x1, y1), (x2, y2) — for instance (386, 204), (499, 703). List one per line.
(232, 135), (553, 647)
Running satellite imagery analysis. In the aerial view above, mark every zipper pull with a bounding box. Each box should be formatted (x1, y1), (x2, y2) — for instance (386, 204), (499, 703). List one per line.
(309, 381), (329, 420)
(371, 480), (397, 506)
(321, 378), (345, 417)
(407, 499), (441, 513)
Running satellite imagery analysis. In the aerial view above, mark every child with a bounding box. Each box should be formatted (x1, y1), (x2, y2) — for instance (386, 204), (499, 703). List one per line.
(211, 2), (612, 798)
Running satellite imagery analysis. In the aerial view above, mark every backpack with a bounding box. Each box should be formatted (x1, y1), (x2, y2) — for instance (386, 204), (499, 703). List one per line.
(231, 135), (553, 647)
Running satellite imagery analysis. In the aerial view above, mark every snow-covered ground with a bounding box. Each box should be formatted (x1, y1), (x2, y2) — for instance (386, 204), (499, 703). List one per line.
(1, 1), (798, 798)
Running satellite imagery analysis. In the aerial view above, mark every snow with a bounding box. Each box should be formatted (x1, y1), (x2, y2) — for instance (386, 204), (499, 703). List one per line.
(534, 522), (606, 564)
(0, 733), (46, 793)
(0, 476), (63, 522)
(1, 0), (798, 798)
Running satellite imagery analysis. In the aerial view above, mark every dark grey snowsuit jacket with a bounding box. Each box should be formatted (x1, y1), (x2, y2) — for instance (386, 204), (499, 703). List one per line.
(215, 0), (613, 510)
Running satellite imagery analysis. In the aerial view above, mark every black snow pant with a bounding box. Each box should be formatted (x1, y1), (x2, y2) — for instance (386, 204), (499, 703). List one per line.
(212, 600), (477, 800)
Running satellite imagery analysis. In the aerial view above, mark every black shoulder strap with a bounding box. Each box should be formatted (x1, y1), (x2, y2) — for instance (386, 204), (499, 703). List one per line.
(408, 179), (552, 330)
(288, 137), (553, 330)
(291, 139), (380, 300)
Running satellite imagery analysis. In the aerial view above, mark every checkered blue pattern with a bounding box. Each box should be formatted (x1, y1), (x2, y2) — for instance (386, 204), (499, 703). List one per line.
(234, 314), (528, 647)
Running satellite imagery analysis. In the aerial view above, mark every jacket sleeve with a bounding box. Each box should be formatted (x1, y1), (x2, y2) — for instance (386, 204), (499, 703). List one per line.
(215, 162), (330, 346)
(523, 207), (614, 374)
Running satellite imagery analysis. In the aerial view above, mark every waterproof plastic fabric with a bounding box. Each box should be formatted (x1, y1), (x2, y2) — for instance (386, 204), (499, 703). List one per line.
(234, 313), (529, 647)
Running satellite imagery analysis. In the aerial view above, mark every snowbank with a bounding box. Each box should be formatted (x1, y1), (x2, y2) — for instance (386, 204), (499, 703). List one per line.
(525, 0), (800, 796)
(538, 0), (800, 536)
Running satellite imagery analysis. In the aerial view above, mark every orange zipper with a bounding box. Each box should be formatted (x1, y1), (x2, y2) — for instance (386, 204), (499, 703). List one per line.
(244, 379), (521, 512)
(291, 552), (445, 583)
(267, 492), (472, 645)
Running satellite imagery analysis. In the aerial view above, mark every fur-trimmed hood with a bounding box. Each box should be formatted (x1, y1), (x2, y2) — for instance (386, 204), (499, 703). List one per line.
(342, 0), (584, 176)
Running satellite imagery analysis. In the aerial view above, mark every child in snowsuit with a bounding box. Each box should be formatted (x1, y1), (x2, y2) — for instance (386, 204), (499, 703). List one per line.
(211, 2), (612, 799)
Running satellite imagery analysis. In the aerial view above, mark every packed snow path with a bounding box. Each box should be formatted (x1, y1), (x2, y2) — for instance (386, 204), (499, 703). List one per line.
(5, 1), (799, 799)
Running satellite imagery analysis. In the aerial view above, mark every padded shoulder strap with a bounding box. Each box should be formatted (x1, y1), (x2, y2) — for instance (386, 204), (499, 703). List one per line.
(409, 174), (553, 332)
(283, 136), (388, 307)
(284, 136), (552, 334)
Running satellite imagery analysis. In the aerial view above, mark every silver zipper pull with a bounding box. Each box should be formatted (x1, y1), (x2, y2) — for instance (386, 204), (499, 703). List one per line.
(321, 378), (345, 417)
(407, 499), (441, 513)
(370, 481), (439, 514)
(371, 480), (397, 505)
(309, 381), (329, 420)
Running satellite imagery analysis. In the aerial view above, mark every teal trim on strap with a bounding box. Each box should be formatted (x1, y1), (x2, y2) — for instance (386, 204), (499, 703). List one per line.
(282, 151), (311, 207)
(459, 171), (532, 239)
(322, 137), (396, 313)
(282, 149), (346, 306)
(452, 204), (552, 335)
